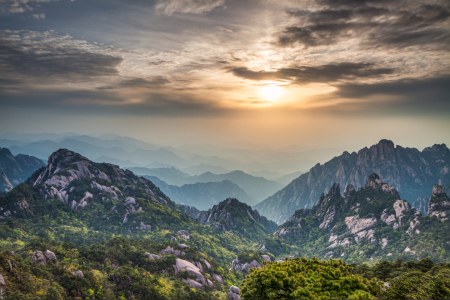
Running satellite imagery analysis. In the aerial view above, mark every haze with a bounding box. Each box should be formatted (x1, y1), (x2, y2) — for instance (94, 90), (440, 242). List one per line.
(1, 0), (449, 151)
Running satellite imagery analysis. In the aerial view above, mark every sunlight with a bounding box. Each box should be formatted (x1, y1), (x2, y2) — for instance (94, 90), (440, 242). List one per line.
(259, 85), (284, 101)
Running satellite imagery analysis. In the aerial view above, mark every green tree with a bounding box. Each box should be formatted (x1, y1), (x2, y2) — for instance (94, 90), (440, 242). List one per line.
(241, 257), (381, 300)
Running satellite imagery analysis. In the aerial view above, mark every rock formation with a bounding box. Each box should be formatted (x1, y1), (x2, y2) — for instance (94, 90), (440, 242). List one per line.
(255, 140), (450, 224)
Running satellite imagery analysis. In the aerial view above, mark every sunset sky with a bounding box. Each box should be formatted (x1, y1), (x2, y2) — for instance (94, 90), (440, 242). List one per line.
(1, 0), (449, 150)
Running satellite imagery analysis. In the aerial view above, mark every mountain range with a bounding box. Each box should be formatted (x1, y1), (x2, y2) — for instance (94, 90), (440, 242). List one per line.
(145, 177), (258, 210)
(255, 139), (450, 224)
(0, 147), (45, 192)
(258, 173), (450, 264)
(0, 146), (449, 298)
(130, 167), (284, 202)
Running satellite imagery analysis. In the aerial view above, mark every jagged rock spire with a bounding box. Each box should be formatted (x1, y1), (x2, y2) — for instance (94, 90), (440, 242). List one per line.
(427, 185), (450, 220)
(327, 183), (340, 197)
(365, 173), (400, 199)
(344, 184), (355, 196)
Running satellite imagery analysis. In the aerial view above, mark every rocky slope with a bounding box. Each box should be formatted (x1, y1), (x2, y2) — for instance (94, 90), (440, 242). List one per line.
(144, 176), (257, 210)
(0, 147), (45, 192)
(195, 198), (278, 240)
(260, 174), (450, 264)
(255, 140), (450, 224)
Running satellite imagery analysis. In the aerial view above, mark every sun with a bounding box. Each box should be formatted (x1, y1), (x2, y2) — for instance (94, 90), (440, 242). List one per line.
(260, 85), (284, 101)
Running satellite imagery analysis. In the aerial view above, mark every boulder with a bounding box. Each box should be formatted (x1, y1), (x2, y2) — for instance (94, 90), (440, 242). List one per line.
(145, 253), (161, 259)
(139, 222), (151, 230)
(31, 251), (47, 265)
(228, 286), (242, 300)
(160, 246), (185, 257)
(261, 255), (271, 262)
(125, 197), (136, 205)
(177, 230), (190, 240)
(230, 258), (261, 272)
(177, 244), (189, 249)
(71, 270), (84, 277)
(170, 236), (177, 241)
(173, 259), (206, 284)
(182, 278), (204, 290)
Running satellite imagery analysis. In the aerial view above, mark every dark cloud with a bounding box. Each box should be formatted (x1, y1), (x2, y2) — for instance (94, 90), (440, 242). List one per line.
(0, 87), (227, 117)
(0, 34), (123, 84)
(276, 1), (450, 49)
(230, 63), (394, 84)
(119, 77), (171, 89)
(335, 75), (450, 102)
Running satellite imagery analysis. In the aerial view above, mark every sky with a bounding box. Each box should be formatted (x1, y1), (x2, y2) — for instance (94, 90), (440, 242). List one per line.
(0, 0), (449, 150)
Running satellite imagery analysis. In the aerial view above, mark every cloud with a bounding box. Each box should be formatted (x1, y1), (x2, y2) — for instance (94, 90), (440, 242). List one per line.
(154, 0), (225, 16)
(230, 63), (394, 84)
(32, 13), (45, 19)
(0, 31), (123, 85)
(119, 77), (171, 89)
(275, 1), (450, 50)
(1, 0), (59, 14)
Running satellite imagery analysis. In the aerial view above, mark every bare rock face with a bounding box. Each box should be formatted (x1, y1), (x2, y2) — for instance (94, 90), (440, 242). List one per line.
(228, 286), (242, 300)
(261, 255), (271, 262)
(344, 184), (355, 196)
(177, 230), (190, 240)
(345, 215), (377, 234)
(182, 278), (204, 290)
(45, 250), (58, 265)
(427, 185), (450, 220)
(173, 259), (207, 286)
(31, 251), (47, 265)
(212, 273), (223, 285)
(145, 253), (161, 259)
(230, 258), (261, 272)
(139, 222), (151, 230)
(365, 173), (400, 198)
(71, 270), (84, 277)
(160, 246), (185, 257)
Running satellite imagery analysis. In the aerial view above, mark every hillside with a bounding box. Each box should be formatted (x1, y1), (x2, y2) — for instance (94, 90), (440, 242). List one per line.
(144, 177), (258, 210)
(196, 198), (278, 240)
(259, 173), (450, 264)
(0, 147), (45, 192)
(0, 149), (265, 267)
(255, 139), (450, 224)
(190, 170), (284, 201)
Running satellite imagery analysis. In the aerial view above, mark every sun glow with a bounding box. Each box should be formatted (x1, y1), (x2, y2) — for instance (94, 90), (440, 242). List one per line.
(260, 85), (284, 101)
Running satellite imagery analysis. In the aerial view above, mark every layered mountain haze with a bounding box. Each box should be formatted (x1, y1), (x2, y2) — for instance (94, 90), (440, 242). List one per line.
(0, 147), (45, 192)
(131, 167), (283, 204)
(256, 140), (450, 224)
(146, 177), (257, 210)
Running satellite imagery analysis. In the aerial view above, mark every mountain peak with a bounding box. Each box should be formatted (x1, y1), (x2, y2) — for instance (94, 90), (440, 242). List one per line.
(327, 183), (340, 197)
(365, 173), (383, 189)
(344, 184), (355, 196)
(365, 173), (400, 198)
(377, 139), (395, 148)
(48, 148), (87, 165)
(433, 184), (444, 195)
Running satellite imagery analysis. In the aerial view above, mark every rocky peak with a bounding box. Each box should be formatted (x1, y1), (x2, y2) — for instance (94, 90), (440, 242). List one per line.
(433, 185), (444, 195)
(365, 173), (383, 189)
(427, 185), (450, 220)
(48, 148), (86, 165)
(365, 173), (400, 198)
(328, 183), (341, 197)
(344, 184), (355, 196)
(423, 144), (449, 154)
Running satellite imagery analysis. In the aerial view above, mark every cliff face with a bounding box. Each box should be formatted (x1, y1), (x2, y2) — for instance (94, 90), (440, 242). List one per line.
(0, 147), (45, 192)
(262, 174), (449, 264)
(255, 140), (450, 224)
